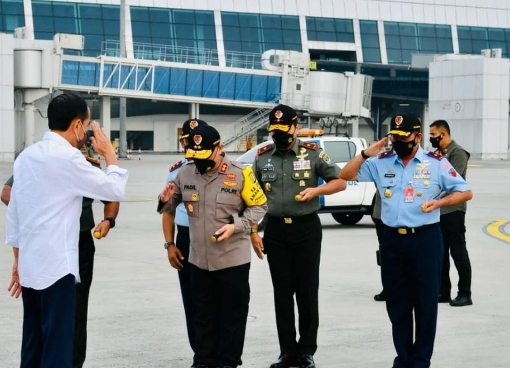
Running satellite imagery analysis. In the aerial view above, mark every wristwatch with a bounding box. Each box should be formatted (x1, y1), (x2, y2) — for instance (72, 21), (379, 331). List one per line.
(103, 217), (116, 228)
(164, 241), (175, 249)
(250, 228), (258, 234)
(360, 150), (370, 159)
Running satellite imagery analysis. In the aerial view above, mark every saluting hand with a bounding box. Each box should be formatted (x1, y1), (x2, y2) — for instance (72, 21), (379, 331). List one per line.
(89, 122), (115, 158)
(215, 224), (235, 242)
(299, 187), (319, 201)
(363, 137), (388, 157)
(250, 233), (264, 260)
(160, 182), (176, 203)
(7, 262), (21, 299)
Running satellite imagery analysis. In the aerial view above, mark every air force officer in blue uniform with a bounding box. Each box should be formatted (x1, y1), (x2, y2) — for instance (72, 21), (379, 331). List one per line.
(341, 113), (472, 368)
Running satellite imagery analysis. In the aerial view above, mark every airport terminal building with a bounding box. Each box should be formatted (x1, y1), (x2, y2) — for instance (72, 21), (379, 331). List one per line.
(0, 0), (509, 158)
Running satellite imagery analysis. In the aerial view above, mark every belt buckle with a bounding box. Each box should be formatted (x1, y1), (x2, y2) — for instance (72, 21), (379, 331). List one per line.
(397, 228), (407, 235)
(284, 218), (292, 224)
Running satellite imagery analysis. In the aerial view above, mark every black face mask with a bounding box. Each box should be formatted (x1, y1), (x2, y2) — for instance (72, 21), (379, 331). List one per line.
(429, 136), (442, 149)
(392, 139), (417, 158)
(272, 132), (294, 149)
(193, 159), (216, 174)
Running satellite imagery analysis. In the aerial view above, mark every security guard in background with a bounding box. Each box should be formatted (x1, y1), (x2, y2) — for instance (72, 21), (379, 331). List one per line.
(161, 119), (208, 364)
(429, 120), (473, 307)
(251, 104), (347, 368)
(158, 124), (267, 368)
(341, 112), (473, 368)
(2, 144), (120, 368)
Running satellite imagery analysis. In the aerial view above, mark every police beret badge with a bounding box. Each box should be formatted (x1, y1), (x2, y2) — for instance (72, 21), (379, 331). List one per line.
(193, 135), (202, 146)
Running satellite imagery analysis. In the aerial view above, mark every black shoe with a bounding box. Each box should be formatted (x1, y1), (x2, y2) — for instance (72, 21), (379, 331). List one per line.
(374, 290), (386, 301)
(299, 355), (315, 368)
(270, 354), (298, 368)
(438, 294), (451, 303)
(450, 294), (473, 307)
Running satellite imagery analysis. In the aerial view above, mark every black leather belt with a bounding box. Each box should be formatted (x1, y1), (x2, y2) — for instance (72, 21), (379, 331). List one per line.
(385, 223), (438, 235)
(267, 212), (317, 225)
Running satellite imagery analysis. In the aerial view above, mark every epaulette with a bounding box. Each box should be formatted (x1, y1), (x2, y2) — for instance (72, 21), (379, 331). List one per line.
(426, 151), (443, 160)
(86, 156), (101, 167)
(299, 141), (318, 150)
(169, 159), (185, 172)
(378, 149), (396, 159)
(257, 144), (274, 155)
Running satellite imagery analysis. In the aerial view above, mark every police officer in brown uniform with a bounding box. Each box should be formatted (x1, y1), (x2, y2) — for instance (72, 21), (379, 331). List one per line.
(158, 124), (268, 368)
(250, 104), (347, 368)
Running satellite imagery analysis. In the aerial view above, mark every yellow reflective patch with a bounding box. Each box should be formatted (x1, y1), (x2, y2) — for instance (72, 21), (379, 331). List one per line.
(241, 166), (267, 207)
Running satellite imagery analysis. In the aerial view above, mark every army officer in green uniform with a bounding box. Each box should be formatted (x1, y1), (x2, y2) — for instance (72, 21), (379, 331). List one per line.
(2, 144), (120, 368)
(250, 104), (347, 368)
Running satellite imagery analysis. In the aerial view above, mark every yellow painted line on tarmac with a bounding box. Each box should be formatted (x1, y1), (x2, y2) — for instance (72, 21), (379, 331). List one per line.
(485, 220), (510, 244)
(468, 164), (481, 167)
(125, 196), (157, 202)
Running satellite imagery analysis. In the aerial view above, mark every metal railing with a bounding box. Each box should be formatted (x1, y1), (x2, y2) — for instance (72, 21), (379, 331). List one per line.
(222, 97), (280, 147)
(101, 40), (263, 69)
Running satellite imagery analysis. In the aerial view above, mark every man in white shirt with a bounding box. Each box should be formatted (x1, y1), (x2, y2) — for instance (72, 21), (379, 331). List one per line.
(5, 93), (129, 368)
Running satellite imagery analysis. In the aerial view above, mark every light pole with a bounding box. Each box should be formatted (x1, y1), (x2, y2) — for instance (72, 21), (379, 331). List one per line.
(118, 0), (127, 158)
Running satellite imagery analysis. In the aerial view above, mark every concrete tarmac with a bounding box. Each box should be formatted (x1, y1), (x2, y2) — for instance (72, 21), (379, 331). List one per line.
(1, 154), (510, 368)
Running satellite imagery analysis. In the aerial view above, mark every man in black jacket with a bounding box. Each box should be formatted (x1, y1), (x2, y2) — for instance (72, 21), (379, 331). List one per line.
(429, 120), (472, 307)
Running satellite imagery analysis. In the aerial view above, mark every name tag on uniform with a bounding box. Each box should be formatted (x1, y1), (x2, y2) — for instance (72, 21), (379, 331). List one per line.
(293, 160), (311, 171)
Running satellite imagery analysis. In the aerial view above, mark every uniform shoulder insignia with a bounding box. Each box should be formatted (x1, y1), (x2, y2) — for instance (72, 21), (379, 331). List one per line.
(257, 144), (274, 155)
(299, 141), (318, 150)
(426, 151), (443, 160)
(378, 149), (395, 159)
(169, 160), (185, 172)
(378, 149), (396, 159)
(85, 156), (101, 167)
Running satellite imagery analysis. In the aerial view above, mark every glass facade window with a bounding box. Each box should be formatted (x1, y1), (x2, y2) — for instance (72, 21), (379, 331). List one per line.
(384, 22), (453, 64)
(457, 26), (510, 58)
(306, 17), (354, 43)
(0, 0), (24, 33)
(32, 1), (119, 57)
(131, 7), (217, 65)
(221, 12), (301, 68)
(360, 20), (381, 63)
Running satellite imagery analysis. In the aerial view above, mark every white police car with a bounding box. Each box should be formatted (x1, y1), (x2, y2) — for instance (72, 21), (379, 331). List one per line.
(237, 129), (377, 226)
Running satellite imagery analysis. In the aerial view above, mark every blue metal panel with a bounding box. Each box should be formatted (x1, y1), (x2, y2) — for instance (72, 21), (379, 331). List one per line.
(202, 71), (220, 98)
(218, 72), (235, 100)
(235, 74), (252, 100)
(154, 67), (171, 94)
(186, 69), (204, 97)
(169, 68), (186, 95)
(251, 75), (268, 102)
(61, 60), (281, 103)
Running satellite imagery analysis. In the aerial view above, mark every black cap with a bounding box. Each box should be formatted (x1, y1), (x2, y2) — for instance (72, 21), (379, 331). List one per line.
(388, 112), (421, 137)
(267, 104), (298, 133)
(180, 119), (208, 139)
(185, 125), (221, 159)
